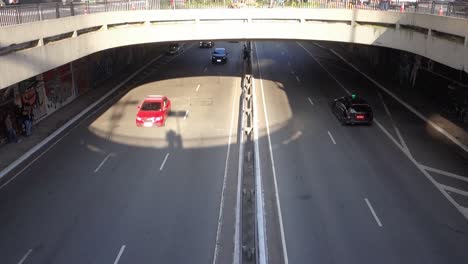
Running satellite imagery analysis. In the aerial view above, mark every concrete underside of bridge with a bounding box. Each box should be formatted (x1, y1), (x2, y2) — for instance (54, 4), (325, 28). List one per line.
(0, 9), (467, 89)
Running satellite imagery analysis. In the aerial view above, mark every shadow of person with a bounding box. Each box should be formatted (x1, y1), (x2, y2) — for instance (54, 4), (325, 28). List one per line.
(166, 129), (176, 149)
(166, 129), (184, 149)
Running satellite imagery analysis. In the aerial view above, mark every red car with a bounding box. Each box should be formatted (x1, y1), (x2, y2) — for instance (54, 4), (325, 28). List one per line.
(136, 95), (171, 127)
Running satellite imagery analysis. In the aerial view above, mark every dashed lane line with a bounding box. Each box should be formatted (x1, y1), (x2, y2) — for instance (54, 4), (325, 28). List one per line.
(159, 153), (170, 171)
(113, 245), (126, 264)
(327, 131), (336, 145)
(307, 97), (314, 105)
(365, 198), (383, 227)
(17, 249), (33, 264)
(94, 153), (112, 173)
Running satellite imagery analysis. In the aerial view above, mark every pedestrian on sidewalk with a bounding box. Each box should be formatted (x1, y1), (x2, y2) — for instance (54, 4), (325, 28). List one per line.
(379, 0), (389, 10)
(4, 113), (18, 143)
(22, 103), (33, 137)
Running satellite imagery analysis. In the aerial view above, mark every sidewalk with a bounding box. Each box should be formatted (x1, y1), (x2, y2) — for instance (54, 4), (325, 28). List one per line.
(0, 62), (148, 174)
(323, 42), (468, 149)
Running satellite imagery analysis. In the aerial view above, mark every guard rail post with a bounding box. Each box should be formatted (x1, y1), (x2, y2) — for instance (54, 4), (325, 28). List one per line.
(70, 1), (75, 16)
(55, 2), (60, 18)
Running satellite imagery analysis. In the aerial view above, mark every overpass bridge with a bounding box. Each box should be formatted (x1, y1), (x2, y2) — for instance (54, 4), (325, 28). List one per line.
(1, 8), (468, 89)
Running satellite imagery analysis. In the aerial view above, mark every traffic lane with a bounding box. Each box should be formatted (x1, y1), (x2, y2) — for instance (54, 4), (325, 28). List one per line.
(41, 64), (240, 263)
(253, 41), (397, 264)
(0, 42), (241, 263)
(56, 43), (242, 264)
(298, 42), (468, 183)
(109, 57), (240, 263)
(254, 40), (468, 263)
(288, 41), (468, 262)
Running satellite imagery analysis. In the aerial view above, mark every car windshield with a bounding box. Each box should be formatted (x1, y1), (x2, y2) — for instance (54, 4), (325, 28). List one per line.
(214, 49), (225, 55)
(141, 102), (162, 111)
(350, 104), (371, 112)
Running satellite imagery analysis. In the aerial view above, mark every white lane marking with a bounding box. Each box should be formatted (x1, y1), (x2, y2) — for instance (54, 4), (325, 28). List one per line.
(420, 165), (468, 183)
(204, 66), (208, 72)
(313, 42), (326, 49)
(17, 249), (33, 264)
(327, 131), (336, 145)
(0, 53), (165, 190)
(301, 38), (468, 219)
(329, 48), (468, 153)
(113, 245), (126, 264)
(440, 184), (468, 197)
(297, 42), (352, 95)
(307, 97), (314, 105)
(213, 79), (237, 264)
(184, 110), (190, 120)
(378, 92), (410, 154)
(365, 198), (383, 227)
(254, 42), (288, 264)
(290, 70), (295, 75)
(159, 153), (170, 171)
(295, 75), (301, 83)
(252, 76), (268, 264)
(0, 129), (73, 190)
(196, 84), (200, 92)
(233, 89), (246, 264)
(378, 116), (468, 219)
(94, 153), (112, 173)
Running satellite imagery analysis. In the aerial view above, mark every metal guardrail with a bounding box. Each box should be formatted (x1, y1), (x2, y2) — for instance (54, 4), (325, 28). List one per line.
(0, 0), (467, 27)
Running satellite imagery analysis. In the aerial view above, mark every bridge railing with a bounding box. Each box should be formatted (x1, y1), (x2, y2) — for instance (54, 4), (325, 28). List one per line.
(1, 0), (467, 27)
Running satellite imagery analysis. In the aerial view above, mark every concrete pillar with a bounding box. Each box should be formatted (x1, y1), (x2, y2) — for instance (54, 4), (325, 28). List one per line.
(428, 29), (432, 37)
(72, 30), (77, 38)
(101, 24), (108, 31)
(38, 38), (44, 46)
(144, 20), (151, 26)
(464, 36), (468, 47)
(395, 22), (400, 30)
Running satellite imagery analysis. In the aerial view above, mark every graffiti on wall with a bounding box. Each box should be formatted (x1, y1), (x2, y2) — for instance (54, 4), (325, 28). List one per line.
(43, 64), (75, 112)
(16, 78), (48, 122)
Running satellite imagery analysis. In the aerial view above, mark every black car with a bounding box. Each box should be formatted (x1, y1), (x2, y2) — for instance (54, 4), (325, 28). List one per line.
(200, 41), (214, 48)
(211, 48), (228, 64)
(331, 95), (373, 125)
(167, 43), (181, 55)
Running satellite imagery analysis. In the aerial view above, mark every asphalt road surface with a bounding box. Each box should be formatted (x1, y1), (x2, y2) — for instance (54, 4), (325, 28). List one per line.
(0, 41), (243, 264)
(253, 41), (468, 264)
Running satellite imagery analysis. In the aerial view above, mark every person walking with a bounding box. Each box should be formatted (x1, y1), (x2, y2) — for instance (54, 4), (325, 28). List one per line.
(4, 113), (18, 143)
(380, 0), (389, 10)
(22, 103), (33, 136)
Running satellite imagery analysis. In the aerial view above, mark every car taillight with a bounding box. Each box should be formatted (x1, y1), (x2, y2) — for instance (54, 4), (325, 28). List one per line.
(356, 114), (365, 120)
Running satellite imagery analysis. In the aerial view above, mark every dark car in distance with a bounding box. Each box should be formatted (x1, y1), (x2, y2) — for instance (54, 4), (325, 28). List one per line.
(211, 48), (228, 64)
(200, 41), (214, 48)
(331, 94), (373, 125)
